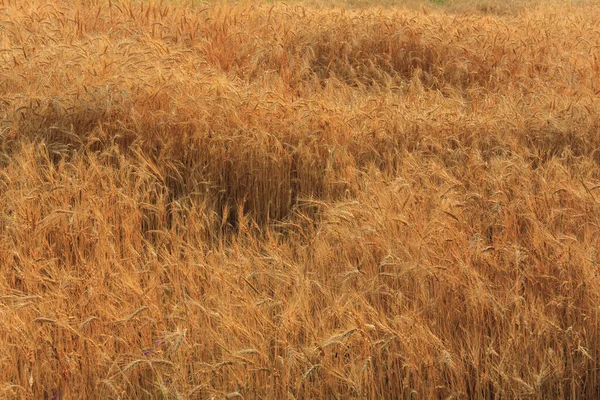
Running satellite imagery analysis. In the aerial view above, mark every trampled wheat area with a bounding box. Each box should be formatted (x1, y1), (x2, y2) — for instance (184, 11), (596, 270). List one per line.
(1, 0), (600, 398)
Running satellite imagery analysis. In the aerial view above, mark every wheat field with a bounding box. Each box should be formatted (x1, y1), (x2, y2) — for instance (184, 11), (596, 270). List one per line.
(1, 0), (600, 398)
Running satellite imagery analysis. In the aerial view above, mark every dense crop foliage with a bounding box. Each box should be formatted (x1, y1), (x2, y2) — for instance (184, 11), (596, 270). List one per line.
(1, 0), (600, 398)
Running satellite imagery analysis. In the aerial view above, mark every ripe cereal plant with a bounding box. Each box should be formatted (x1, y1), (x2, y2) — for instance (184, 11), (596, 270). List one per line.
(1, 0), (600, 398)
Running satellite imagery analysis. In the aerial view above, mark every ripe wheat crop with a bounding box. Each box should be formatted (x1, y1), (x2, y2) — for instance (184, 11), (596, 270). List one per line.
(1, 0), (600, 398)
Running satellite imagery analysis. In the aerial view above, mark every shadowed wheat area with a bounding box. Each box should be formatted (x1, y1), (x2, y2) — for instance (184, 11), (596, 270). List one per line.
(1, 0), (600, 398)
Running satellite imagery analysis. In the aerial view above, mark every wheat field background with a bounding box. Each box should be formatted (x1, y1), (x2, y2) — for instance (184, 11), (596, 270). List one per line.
(1, 0), (600, 398)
